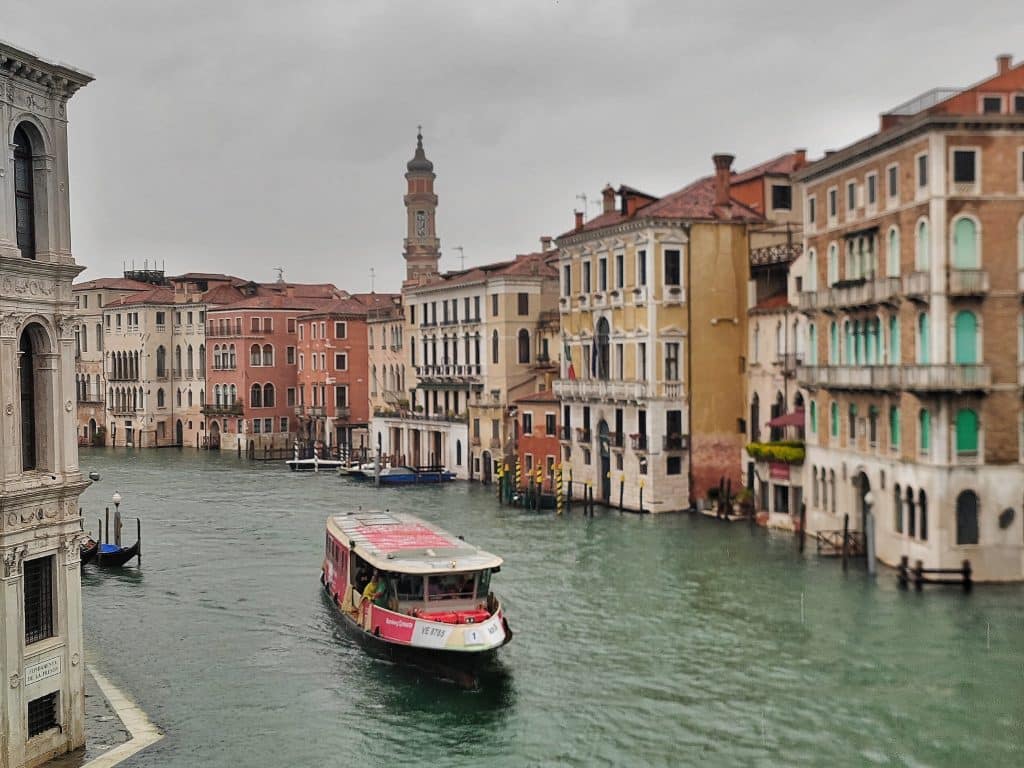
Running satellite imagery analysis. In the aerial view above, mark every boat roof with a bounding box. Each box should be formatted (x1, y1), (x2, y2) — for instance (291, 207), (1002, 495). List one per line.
(326, 510), (503, 575)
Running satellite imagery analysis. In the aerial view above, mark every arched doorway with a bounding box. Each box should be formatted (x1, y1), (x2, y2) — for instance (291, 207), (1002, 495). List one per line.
(598, 419), (611, 501)
(856, 471), (871, 532)
(89, 418), (97, 443)
(482, 451), (492, 484)
(209, 420), (221, 449)
(175, 419), (184, 447)
(956, 490), (979, 545)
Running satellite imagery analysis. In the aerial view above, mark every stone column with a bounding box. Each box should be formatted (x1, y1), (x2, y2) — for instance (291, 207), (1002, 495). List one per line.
(1, 549), (27, 768)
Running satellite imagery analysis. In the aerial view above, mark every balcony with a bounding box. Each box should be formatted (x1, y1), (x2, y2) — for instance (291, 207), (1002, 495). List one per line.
(592, 291), (608, 308)
(489, 437), (502, 449)
(631, 286), (649, 305)
(798, 277), (901, 313)
(558, 296), (571, 313)
(471, 435), (481, 447)
(661, 381), (682, 399)
(948, 269), (989, 297)
(774, 353), (803, 377)
(205, 325), (248, 338)
(798, 365), (900, 390)
(903, 271), (930, 301)
(577, 294), (591, 310)
(559, 425), (572, 442)
(610, 431), (624, 448)
(111, 407), (137, 416)
(630, 433), (648, 451)
(307, 406), (326, 418)
(335, 407), (351, 420)
(554, 379), (648, 402)
(609, 289), (625, 308)
(576, 427), (592, 443)
(663, 285), (685, 304)
(415, 364), (482, 383)
(294, 406), (305, 417)
(201, 402), (244, 416)
(663, 434), (689, 451)
(902, 364), (991, 392)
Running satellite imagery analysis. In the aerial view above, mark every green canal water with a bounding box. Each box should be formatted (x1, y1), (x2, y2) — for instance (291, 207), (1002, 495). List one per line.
(77, 448), (1022, 767)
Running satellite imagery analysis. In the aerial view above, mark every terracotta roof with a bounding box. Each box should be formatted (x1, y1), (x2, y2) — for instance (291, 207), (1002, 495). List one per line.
(298, 297), (375, 319)
(201, 283), (248, 306)
(729, 152), (806, 184)
(750, 293), (792, 313)
(258, 282), (342, 299)
(106, 287), (177, 307)
(212, 295), (333, 312)
(73, 277), (153, 292)
(406, 251), (558, 292)
(514, 388), (558, 404)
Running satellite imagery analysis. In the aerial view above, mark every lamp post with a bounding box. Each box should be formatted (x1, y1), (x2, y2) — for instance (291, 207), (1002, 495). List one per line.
(863, 490), (876, 576)
(112, 491), (123, 546)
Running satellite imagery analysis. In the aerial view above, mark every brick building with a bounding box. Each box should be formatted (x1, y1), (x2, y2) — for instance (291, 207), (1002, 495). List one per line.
(795, 53), (1024, 580)
(515, 388), (560, 491)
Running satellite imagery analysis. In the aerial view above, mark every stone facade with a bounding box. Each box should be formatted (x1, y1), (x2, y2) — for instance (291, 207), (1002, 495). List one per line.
(0, 41), (92, 768)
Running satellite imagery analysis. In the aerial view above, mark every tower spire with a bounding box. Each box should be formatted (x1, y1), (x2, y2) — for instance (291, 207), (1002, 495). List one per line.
(403, 127), (440, 281)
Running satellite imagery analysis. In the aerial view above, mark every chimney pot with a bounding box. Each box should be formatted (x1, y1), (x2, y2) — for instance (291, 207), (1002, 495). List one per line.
(540, 235), (552, 252)
(601, 184), (615, 214)
(712, 153), (735, 207)
(574, 210), (584, 230)
(794, 148), (807, 167)
(997, 53), (1012, 75)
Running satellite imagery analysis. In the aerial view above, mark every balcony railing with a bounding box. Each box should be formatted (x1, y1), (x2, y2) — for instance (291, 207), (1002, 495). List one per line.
(205, 324), (248, 338)
(663, 285), (685, 304)
(630, 433), (648, 451)
(663, 434), (689, 451)
(799, 364), (991, 392)
(610, 431), (624, 448)
(774, 353), (803, 375)
(631, 286), (649, 305)
(903, 271), (930, 300)
(554, 378), (649, 402)
(471, 435), (481, 446)
(559, 425), (572, 441)
(901, 364), (991, 392)
(576, 427), (592, 443)
(335, 407), (351, 420)
(661, 381), (682, 399)
(201, 402), (244, 416)
(797, 276), (901, 312)
(415, 364), (482, 380)
(947, 269), (989, 296)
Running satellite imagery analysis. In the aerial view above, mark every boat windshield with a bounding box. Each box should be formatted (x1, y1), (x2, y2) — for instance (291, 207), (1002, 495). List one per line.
(427, 572), (477, 601)
(395, 573), (424, 601)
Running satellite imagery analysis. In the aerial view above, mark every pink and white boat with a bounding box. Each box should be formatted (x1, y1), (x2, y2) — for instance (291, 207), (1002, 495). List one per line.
(321, 510), (512, 665)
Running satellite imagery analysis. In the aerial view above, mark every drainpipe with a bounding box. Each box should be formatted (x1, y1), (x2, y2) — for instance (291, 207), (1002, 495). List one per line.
(684, 222), (694, 509)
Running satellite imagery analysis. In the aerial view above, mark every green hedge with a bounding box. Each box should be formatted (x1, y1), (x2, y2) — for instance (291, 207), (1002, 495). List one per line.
(745, 440), (805, 464)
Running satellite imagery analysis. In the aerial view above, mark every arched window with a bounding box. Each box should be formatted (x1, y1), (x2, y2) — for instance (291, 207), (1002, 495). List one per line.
(156, 346), (166, 378)
(229, 384), (237, 405)
(595, 318), (610, 378)
(807, 323), (817, 366)
(250, 344), (261, 366)
(518, 329), (532, 365)
(263, 383), (275, 407)
(806, 248), (817, 292)
(830, 401), (839, 437)
(262, 344), (273, 366)
(775, 322), (783, 359)
(187, 345), (194, 377)
(215, 385), (222, 406)
(250, 384), (262, 408)
(176, 388), (182, 407)
(829, 469), (836, 514)
(887, 226), (900, 277)
(371, 365), (377, 395)
(917, 313), (930, 364)
(491, 330), (499, 364)
(916, 218), (930, 270)
(199, 388), (204, 405)
(827, 243), (838, 286)
(752, 324), (760, 364)
(956, 490), (979, 545)
(199, 344), (206, 376)
(19, 327), (41, 469)
(14, 126), (36, 259)
(229, 344), (236, 368)
(894, 484), (903, 533)
(213, 345), (221, 370)
(175, 345), (182, 376)
(187, 389), (193, 406)
(956, 408), (979, 455)
(918, 490), (928, 541)
(96, 323), (102, 351)
(829, 322), (838, 365)
(158, 388), (165, 407)
(918, 408), (931, 454)
(952, 217), (978, 269)
(749, 393), (760, 442)
(456, 440), (462, 466)
(906, 487), (916, 537)
(953, 310), (978, 365)
(888, 316), (900, 364)
(809, 400), (817, 434)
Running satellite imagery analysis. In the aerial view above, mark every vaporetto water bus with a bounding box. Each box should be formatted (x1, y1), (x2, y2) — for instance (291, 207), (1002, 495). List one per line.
(321, 510), (512, 665)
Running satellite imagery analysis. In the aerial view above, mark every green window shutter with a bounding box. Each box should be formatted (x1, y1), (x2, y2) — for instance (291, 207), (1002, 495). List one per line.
(890, 406), (900, 447)
(954, 311), (978, 365)
(952, 218), (978, 270)
(810, 401), (817, 433)
(919, 409), (931, 452)
(831, 402), (838, 437)
(955, 409), (978, 454)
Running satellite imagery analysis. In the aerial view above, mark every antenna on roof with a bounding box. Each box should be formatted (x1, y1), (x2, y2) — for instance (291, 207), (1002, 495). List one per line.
(274, 266), (285, 284)
(454, 246), (464, 270)
(576, 193), (588, 216)
(370, 267), (376, 293)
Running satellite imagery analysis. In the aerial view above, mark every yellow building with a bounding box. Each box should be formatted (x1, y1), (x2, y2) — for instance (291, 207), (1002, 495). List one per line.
(555, 155), (772, 511)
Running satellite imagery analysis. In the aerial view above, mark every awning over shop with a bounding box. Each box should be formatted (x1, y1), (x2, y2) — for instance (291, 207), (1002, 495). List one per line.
(766, 410), (805, 428)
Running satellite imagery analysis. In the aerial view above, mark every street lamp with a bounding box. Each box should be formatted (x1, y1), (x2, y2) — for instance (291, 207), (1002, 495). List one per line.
(112, 491), (122, 511)
(863, 490), (876, 576)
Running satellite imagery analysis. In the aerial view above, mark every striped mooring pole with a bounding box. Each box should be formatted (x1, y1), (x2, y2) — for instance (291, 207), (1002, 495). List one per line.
(554, 463), (564, 515)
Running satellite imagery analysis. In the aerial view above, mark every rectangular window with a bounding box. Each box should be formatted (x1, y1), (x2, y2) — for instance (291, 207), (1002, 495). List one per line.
(409, 305), (416, 325)
(287, 387), (296, 406)
(667, 456), (682, 475)
(638, 342), (647, 381)
(491, 294), (499, 317)
(287, 318), (296, 333)
(517, 292), (529, 316)
(155, 311), (165, 325)
(953, 150), (976, 183)
(286, 346), (296, 365)
(615, 342), (624, 379)
(251, 316), (260, 332)
(808, 196), (816, 225)
(24, 556), (54, 645)
(615, 253), (624, 288)
(982, 95), (1002, 114)
(866, 174), (877, 205)
(598, 258), (607, 291)
(545, 413), (556, 436)
(474, 296), (481, 319)
(27, 692), (58, 738)
(770, 184), (792, 210)
(637, 249), (647, 286)
(335, 386), (348, 408)
(298, 324), (304, 341)
(664, 249), (681, 286)
(563, 265), (571, 297)
(583, 262), (592, 293)
(846, 181), (856, 211)
(887, 165), (898, 198)
(463, 296), (470, 319)
(263, 417), (272, 433)
(280, 417), (288, 432)
(1015, 94), (1024, 114)
(523, 412), (533, 434)
(335, 321), (347, 339)
(828, 188), (837, 217)
(917, 154), (928, 188)
(253, 418), (261, 434)
(665, 342), (680, 381)
(335, 353), (347, 371)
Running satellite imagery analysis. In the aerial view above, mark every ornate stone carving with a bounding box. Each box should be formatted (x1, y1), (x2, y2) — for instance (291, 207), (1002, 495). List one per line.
(2, 545), (27, 578)
(4, 404), (12, 416)
(6, 513), (16, 526)
(71, 653), (80, 667)
(55, 313), (78, 339)
(65, 399), (74, 413)
(0, 275), (55, 299)
(9, 673), (20, 689)
(0, 311), (27, 337)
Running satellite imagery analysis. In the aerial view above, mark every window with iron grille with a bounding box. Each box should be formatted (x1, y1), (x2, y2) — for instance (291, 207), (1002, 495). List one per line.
(982, 96), (1002, 114)
(953, 150), (976, 183)
(24, 556), (54, 645)
(28, 692), (58, 738)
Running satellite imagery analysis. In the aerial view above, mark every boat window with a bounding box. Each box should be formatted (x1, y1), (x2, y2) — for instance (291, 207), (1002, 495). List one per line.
(350, 554), (371, 592)
(477, 569), (491, 598)
(395, 574), (424, 601)
(427, 573), (475, 601)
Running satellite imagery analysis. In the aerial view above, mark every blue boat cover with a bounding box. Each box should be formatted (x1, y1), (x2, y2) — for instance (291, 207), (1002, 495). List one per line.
(99, 543), (121, 554)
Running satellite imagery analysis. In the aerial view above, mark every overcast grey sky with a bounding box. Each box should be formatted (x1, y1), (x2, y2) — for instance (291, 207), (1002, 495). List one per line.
(6, 1), (1023, 292)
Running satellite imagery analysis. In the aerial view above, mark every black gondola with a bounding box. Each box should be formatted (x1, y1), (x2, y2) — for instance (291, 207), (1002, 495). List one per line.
(97, 540), (141, 568)
(80, 538), (98, 567)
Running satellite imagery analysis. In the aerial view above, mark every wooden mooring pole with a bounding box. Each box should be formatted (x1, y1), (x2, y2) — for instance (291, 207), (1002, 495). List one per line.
(841, 513), (850, 572)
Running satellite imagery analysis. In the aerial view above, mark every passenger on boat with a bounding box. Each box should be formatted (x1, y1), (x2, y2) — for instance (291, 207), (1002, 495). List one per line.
(362, 571), (382, 603)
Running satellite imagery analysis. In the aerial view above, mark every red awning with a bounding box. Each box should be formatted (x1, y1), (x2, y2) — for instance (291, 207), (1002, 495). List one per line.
(766, 410), (805, 428)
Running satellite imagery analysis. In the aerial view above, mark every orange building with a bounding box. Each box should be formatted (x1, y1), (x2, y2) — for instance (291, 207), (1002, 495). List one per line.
(295, 293), (399, 454)
(514, 388), (560, 491)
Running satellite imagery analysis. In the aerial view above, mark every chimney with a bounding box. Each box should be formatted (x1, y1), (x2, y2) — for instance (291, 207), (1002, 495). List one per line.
(540, 235), (552, 252)
(601, 184), (615, 213)
(712, 153), (735, 207)
(997, 53), (1012, 75)
(794, 148), (807, 168)
(574, 210), (584, 230)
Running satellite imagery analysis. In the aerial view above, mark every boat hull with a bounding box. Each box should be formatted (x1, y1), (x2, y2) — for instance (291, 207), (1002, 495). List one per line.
(97, 541), (140, 567)
(287, 459), (344, 472)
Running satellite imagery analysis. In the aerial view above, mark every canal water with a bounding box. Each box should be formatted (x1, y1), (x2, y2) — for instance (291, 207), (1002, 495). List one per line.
(77, 448), (1022, 767)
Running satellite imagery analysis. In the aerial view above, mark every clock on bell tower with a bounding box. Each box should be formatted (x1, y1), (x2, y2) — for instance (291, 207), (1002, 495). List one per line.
(403, 127), (440, 281)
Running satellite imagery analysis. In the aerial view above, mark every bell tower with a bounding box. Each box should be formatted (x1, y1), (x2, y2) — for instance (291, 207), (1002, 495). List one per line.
(403, 128), (440, 281)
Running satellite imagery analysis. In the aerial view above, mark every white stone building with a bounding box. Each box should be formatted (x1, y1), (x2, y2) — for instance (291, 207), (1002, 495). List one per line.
(0, 41), (92, 767)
